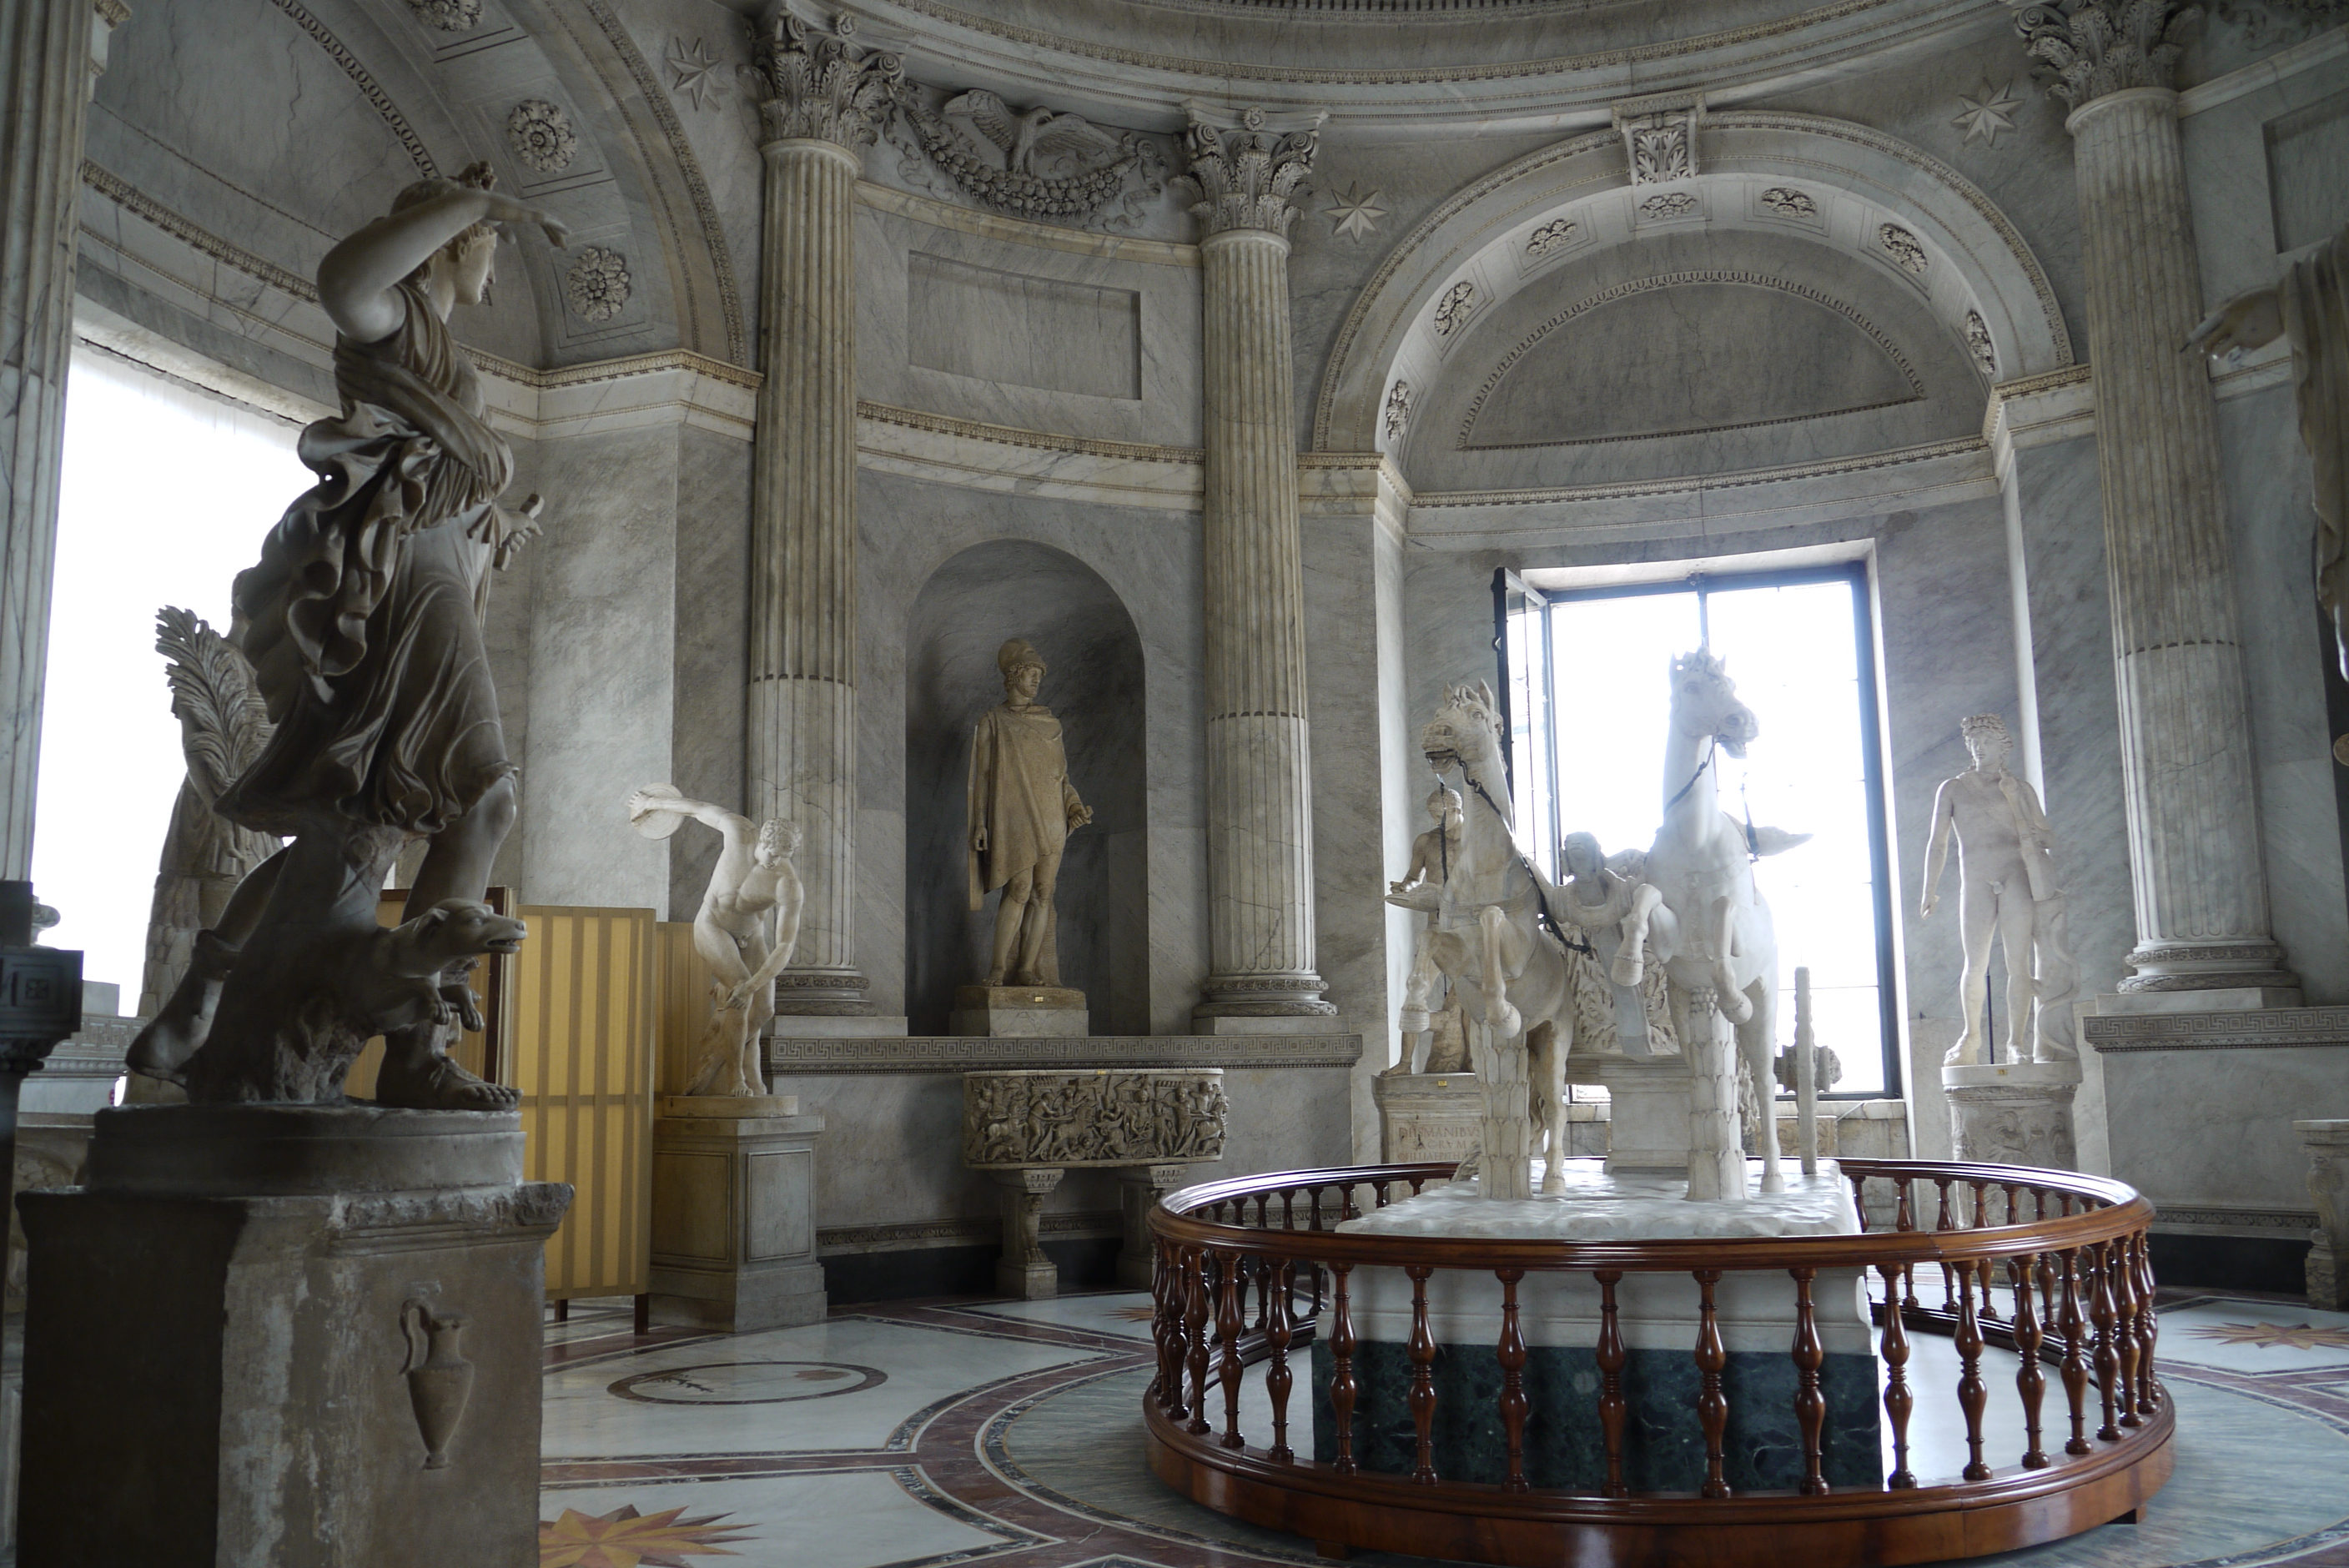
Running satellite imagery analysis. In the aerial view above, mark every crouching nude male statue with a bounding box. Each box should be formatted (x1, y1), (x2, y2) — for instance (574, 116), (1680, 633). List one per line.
(628, 787), (805, 1097)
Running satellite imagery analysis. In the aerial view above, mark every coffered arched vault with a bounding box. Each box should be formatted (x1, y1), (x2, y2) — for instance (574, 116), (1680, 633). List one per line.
(1315, 113), (2073, 460)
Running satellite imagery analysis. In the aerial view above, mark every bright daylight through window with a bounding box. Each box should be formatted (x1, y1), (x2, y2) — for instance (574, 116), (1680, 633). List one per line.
(1497, 563), (1898, 1097)
(33, 346), (310, 1013)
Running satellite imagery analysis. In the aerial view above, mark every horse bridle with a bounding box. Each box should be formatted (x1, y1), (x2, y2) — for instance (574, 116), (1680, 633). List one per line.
(1444, 761), (1596, 958)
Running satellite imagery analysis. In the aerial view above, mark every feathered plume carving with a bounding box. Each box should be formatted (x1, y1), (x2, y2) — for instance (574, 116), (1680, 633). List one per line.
(154, 606), (273, 807)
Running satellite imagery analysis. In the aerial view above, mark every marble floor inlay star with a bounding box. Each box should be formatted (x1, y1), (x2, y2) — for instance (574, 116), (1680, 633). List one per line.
(539, 1289), (2349, 1568)
(539, 1502), (759, 1566)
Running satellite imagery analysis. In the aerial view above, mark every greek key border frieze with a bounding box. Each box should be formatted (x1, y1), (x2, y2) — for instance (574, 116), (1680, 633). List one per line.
(816, 1209), (1123, 1251)
(2085, 1007), (2349, 1050)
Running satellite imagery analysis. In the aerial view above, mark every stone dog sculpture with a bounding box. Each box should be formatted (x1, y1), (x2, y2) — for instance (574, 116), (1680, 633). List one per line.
(128, 162), (567, 1107)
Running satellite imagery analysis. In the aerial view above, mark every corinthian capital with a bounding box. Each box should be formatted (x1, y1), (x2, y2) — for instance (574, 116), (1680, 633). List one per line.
(748, 11), (903, 150)
(1175, 106), (1322, 241)
(2010, 0), (2202, 108)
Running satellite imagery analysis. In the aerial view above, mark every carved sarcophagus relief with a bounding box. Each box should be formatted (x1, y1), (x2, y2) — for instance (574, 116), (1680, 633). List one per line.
(963, 1068), (1226, 1168)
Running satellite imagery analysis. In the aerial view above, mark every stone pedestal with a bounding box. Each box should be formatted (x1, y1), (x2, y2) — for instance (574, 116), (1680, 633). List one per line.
(1943, 1058), (2081, 1170)
(1591, 1054), (1695, 1174)
(992, 1166), (1063, 1299)
(767, 1013), (909, 1040)
(648, 1098), (825, 1331)
(1117, 1163), (1192, 1288)
(18, 1104), (568, 1567)
(2298, 1119), (2349, 1309)
(951, 984), (1087, 1038)
(1372, 1070), (1481, 1164)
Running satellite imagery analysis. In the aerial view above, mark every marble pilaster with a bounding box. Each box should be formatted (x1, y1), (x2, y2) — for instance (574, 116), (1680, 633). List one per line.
(0, 0), (120, 882)
(1179, 108), (1334, 1030)
(2017, 1), (2297, 1000)
(745, 15), (899, 1018)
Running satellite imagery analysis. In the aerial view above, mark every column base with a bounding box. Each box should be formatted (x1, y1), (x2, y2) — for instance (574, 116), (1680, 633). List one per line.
(2119, 940), (2299, 1001)
(18, 1105), (566, 1566)
(1371, 1070), (1483, 1164)
(766, 1015), (910, 1038)
(772, 969), (877, 1018)
(1941, 1059), (2081, 1170)
(1194, 972), (1335, 1028)
(952, 985), (1087, 1037)
(649, 1108), (827, 1333)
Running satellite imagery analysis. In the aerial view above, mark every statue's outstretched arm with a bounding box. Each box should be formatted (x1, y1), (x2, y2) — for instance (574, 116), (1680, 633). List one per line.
(1920, 778), (1957, 916)
(318, 188), (567, 343)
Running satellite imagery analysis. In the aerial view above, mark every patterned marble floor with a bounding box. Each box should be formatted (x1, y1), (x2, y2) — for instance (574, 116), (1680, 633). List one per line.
(538, 1289), (2349, 1568)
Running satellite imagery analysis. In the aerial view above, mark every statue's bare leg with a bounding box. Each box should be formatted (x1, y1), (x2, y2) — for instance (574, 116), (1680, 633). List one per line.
(1611, 883), (1662, 988)
(739, 962), (776, 1096)
(129, 846), (290, 1082)
(1742, 978), (1784, 1192)
(984, 867), (1035, 987)
(1995, 892), (2038, 1062)
(1949, 878), (2000, 1066)
(687, 919), (759, 1096)
(378, 777), (521, 1110)
(1013, 850), (1062, 985)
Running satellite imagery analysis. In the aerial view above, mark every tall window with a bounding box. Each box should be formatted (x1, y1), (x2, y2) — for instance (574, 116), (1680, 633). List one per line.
(1496, 563), (1899, 1097)
(33, 348), (310, 1008)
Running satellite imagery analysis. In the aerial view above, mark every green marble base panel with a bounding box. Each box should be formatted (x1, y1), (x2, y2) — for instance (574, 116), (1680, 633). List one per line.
(1311, 1339), (1883, 1491)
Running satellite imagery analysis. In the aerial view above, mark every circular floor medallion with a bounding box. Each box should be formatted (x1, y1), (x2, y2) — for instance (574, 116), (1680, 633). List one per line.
(606, 1360), (887, 1405)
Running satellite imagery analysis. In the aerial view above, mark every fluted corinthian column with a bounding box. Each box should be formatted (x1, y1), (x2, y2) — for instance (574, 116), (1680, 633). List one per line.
(2015, 0), (2296, 998)
(746, 14), (899, 1018)
(1, 0), (120, 898)
(1180, 108), (1335, 1028)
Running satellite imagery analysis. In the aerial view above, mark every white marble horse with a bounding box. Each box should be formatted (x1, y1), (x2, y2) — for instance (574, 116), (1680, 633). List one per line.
(1403, 681), (1573, 1199)
(1613, 650), (1809, 1198)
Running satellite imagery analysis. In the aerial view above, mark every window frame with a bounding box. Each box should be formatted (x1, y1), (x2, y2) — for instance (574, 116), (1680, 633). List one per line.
(1491, 560), (1903, 1101)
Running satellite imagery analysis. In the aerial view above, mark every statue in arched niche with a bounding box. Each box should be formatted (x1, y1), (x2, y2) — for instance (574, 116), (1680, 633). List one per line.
(968, 639), (1092, 988)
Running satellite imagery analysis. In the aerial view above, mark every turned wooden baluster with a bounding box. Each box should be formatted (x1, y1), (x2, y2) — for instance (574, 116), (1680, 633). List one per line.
(2090, 1239), (2121, 1441)
(1406, 1264), (1440, 1484)
(1934, 1182), (1958, 1310)
(1218, 1251), (1248, 1449)
(1185, 1246), (1215, 1435)
(2035, 1199), (2060, 1329)
(2131, 1230), (2161, 1412)
(1496, 1269), (1531, 1493)
(2058, 1246), (2092, 1455)
(1878, 1262), (1917, 1488)
(2111, 1238), (2142, 1429)
(1597, 1269), (1629, 1497)
(1791, 1266), (1828, 1495)
(1972, 1188), (1999, 1319)
(1954, 1259), (1991, 1480)
(1849, 1173), (1870, 1230)
(1695, 1269), (1731, 1499)
(2010, 1253), (2049, 1469)
(1371, 1180), (1392, 1210)
(1894, 1184), (1919, 1313)
(1330, 1262), (1359, 1476)
(1265, 1259), (1296, 1463)
(1153, 1237), (1183, 1415)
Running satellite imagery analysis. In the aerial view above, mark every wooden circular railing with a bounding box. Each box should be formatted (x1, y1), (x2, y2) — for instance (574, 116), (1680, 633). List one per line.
(1145, 1159), (2169, 1568)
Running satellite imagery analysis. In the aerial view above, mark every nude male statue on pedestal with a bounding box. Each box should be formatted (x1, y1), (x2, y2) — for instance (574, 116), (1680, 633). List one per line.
(968, 640), (1091, 988)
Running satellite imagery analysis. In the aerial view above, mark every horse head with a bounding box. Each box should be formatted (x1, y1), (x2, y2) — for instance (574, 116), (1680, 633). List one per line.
(1669, 649), (1759, 758)
(1421, 681), (1506, 789)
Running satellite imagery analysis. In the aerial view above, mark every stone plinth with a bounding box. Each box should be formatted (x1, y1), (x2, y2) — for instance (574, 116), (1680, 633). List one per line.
(18, 1104), (568, 1567)
(1117, 1163), (1194, 1288)
(951, 984), (1087, 1038)
(2298, 1119), (2349, 1309)
(1590, 1053), (1695, 1173)
(992, 1167), (1063, 1298)
(1321, 1163), (1879, 1490)
(1943, 1058), (2081, 1170)
(649, 1102), (825, 1331)
(1372, 1069), (1481, 1164)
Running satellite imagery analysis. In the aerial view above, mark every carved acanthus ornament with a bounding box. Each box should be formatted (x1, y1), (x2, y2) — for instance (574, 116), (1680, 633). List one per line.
(1382, 379), (1415, 444)
(887, 87), (1165, 230)
(748, 13), (903, 150)
(1612, 93), (1703, 185)
(1175, 107), (1320, 240)
(2010, 0), (2201, 108)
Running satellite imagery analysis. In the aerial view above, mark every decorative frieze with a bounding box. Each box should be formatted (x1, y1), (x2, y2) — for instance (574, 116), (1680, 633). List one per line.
(1382, 379), (1415, 444)
(888, 87), (1164, 229)
(405, 0), (479, 32)
(1758, 187), (1816, 217)
(1526, 217), (1577, 257)
(748, 12), (902, 150)
(963, 1069), (1228, 1168)
(1613, 93), (1703, 184)
(1431, 279), (1476, 336)
(1175, 106), (1320, 239)
(1879, 223), (1929, 275)
(506, 100), (576, 173)
(2013, 0), (2198, 108)
(564, 246), (631, 321)
(1966, 309), (1998, 377)
(1639, 191), (1698, 219)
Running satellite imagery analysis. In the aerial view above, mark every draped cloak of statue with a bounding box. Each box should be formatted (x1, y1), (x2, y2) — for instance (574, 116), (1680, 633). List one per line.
(2287, 229), (2349, 678)
(218, 277), (526, 835)
(966, 703), (1085, 911)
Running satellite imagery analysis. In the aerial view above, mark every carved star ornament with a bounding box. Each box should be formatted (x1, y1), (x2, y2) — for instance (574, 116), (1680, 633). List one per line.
(1953, 78), (2024, 145)
(1325, 181), (1387, 241)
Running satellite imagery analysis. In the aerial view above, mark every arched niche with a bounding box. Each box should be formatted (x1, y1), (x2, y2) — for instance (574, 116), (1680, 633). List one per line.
(1315, 113), (2074, 466)
(903, 540), (1149, 1036)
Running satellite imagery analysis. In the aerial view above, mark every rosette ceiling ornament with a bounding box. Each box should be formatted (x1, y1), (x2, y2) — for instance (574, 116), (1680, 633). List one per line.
(888, 85), (1166, 229)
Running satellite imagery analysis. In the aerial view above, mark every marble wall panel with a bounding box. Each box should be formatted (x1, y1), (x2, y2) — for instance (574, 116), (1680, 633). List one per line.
(857, 470), (1208, 1035)
(667, 425), (752, 922)
(907, 254), (1140, 401)
(853, 205), (1200, 448)
(517, 424), (680, 908)
(2181, 47), (2349, 304)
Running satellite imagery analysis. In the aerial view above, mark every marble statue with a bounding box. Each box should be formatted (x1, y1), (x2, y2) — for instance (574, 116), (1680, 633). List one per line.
(137, 608), (281, 1021)
(1611, 651), (1810, 1199)
(626, 786), (806, 1097)
(1555, 831), (1680, 1058)
(2191, 222), (2348, 683)
(126, 161), (566, 1108)
(1386, 782), (1470, 1075)
(1411, 682), (1575, 1198)
(1919, 713), (2079, 1065)
(967, 639), (1092, 988)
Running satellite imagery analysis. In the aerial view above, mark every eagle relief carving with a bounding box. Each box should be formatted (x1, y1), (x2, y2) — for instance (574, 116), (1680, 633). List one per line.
(889, 86), (1165, 229)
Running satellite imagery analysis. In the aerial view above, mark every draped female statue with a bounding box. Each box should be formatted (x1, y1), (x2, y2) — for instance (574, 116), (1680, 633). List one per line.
(128, 163), (564, 1107)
